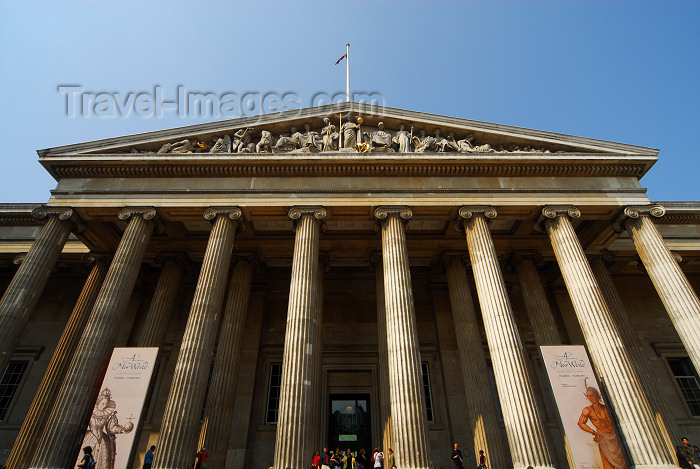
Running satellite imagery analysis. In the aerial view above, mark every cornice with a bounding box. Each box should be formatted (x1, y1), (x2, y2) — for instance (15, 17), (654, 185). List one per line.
(50, 188), (648, 197)
(649, 201), (700, 224)
(40, 152), (655, 180)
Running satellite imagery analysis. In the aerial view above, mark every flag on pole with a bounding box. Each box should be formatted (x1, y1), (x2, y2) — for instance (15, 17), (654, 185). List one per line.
(335, 53), (348, 65)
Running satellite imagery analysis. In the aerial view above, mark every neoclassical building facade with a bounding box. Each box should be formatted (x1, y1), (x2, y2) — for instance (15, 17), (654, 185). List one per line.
(0, 103), (698, 469)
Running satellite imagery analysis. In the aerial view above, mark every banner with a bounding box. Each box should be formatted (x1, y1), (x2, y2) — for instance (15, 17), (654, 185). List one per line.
(540, 345), (628, 469)
(75, 347), (159, 469)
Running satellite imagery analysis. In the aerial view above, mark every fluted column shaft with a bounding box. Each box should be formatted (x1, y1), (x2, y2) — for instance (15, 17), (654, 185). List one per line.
(374, 257), (393, 454)
(7, 255), (109, 469)
(137, 256), (185, 347)
(542, 207), (674, 468)
(445, 257), (509, 469)
(30, 208), (157, 469)
(154, 207), (241, 469)
(0, 207), (81, 373)
(201, 259), (254, 469)
(591, 256), (682, 463)
(274, 207), (325, 469)
(375, 206), (430, 469)
(312, 259), (326, 452)
(622, 207), (700, 376)
(459, 206), (553, 469)
(514, 257), (562, 346)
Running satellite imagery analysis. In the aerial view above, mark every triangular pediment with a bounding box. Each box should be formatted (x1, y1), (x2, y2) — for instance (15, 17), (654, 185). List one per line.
(38, 102), (658, 157)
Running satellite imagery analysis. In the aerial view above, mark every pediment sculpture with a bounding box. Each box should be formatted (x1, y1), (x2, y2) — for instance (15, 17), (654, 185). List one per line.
(148, 120), (554, 155)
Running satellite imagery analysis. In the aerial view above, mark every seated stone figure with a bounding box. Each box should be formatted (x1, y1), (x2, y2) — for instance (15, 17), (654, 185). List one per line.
(413, 129), (440, 153)
(274, 127), (301, 152)
(363, 122), (394, 152)
(300, 124), (323, 151)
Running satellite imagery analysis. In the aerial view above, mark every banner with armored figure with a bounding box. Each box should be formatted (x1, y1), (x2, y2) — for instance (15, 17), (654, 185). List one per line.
(75, 347), (159, 469)
(540, 345), (628, 469)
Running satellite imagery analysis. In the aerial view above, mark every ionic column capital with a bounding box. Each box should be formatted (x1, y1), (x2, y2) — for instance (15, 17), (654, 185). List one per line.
(439, 251), (470, 271)
(455, 206), (496, 232)
(587, 250), (616, 265)
(508, 250), (544, 269)
(82, 252), (113, 266)
(534, 205), (580, 232)
(32, 206), (86, 234)
(203, 206), (243, 222)
(374, 206), (412, 223)
(612, 204), (666, 232)
(118, 206), (165, 233)
(288, 206), (327, 220)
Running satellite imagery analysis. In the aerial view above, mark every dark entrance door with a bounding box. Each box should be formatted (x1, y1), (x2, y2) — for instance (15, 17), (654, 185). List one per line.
(328, 394), (372, 455)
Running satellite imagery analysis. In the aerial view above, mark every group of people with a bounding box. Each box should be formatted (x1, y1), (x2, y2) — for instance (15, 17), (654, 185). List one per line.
(78, 437), (700, 469)
(451, 443), (487, 469)
(312, 446), (395, 469)
(678, 437), (700, 469)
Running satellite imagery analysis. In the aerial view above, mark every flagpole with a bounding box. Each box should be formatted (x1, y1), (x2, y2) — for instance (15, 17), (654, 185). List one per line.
(346, 43), (350, 103)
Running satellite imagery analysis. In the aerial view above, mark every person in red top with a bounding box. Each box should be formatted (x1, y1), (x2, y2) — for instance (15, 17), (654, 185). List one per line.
(313, 451), (322, 469)
(195, 446), (210, 469)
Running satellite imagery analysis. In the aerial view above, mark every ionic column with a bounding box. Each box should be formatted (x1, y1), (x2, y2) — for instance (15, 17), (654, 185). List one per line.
(511, 252), (562, 346)
(30, 207), (159, 469)
(538, 206), (674, 468)
(274, 206), (326, 469)
(374, 206), (430, 469)
(200, 257), (254, 469)
(0, 206), (84, 373)
(371, 251), (393, 454)
(154, 207), (241, 469)
(590, 251), (682, 463)
(444, 255), (509, 469)
(614, 205), (700, 376)
(457, 206), (554, 469)
(7, 253), (109, 469)
(136, 253), (186, 348)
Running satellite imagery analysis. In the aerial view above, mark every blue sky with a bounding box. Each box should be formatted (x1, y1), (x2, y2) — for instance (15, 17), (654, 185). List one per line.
(0, 0), (698, 203)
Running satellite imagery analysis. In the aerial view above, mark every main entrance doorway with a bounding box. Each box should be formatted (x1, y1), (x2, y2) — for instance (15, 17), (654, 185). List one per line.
(328, 394), (372, 453)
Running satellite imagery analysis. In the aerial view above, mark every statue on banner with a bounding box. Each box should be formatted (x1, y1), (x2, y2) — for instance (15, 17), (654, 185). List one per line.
(77, 388), (135, 469)
(577, 380), (628, 469)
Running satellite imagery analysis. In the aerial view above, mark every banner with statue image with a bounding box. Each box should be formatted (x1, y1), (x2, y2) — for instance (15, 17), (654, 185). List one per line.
(540, 345), (628, 469)
(75, 347), (159, 469)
